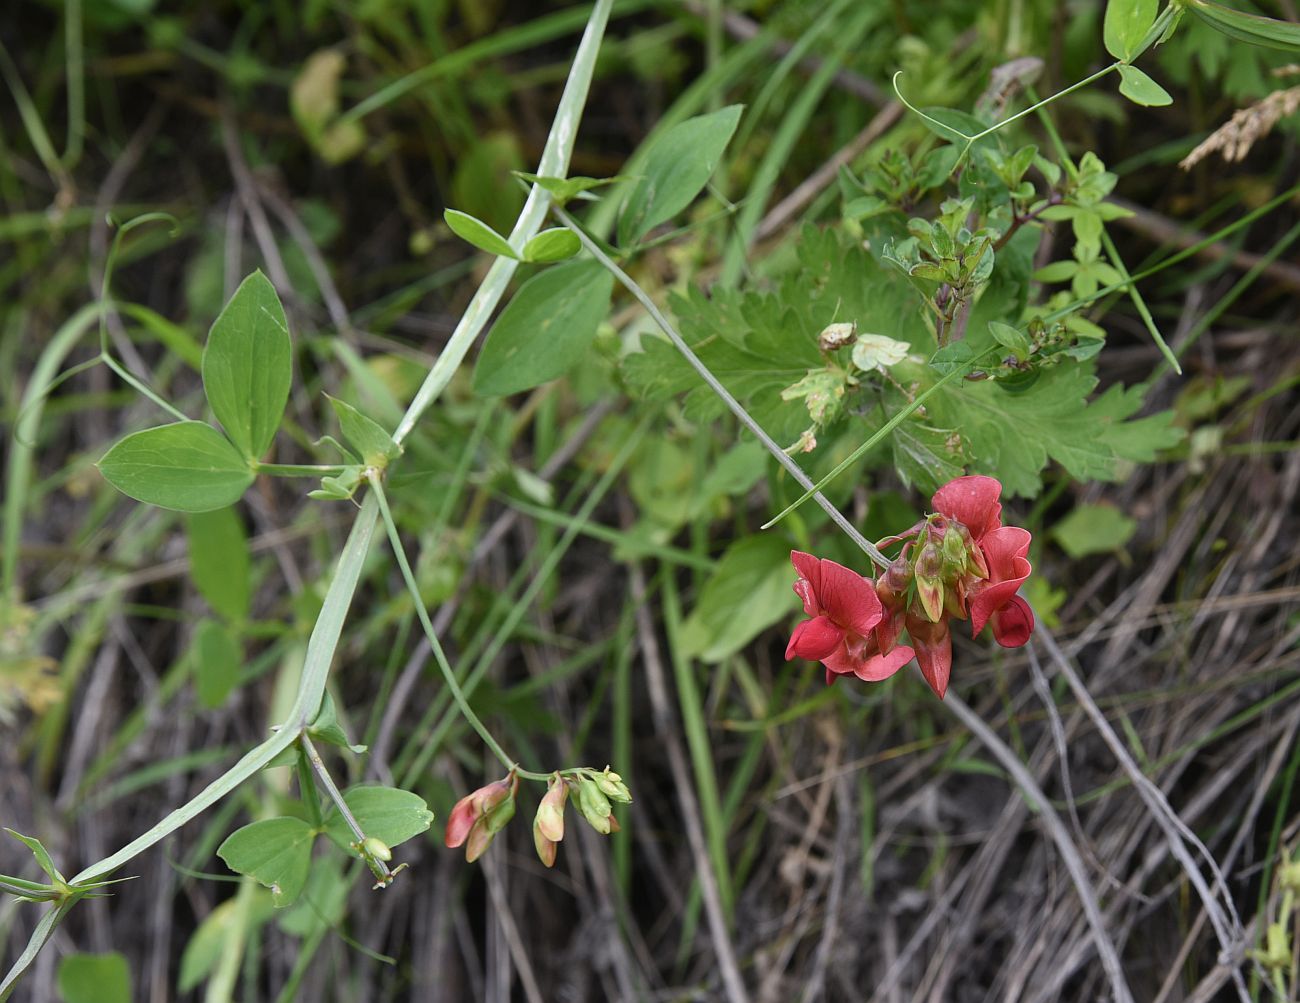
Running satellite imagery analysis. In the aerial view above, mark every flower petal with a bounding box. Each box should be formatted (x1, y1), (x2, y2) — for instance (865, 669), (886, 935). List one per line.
(970, 526), (1032, 637)
(991, 595), (1034, 647)
(907, 616), (952, 699)
(785, 616), (844, 661)
(815, 557), (882, 636)
(932, 476), (1003, 542)
(852, 644), (916, 682)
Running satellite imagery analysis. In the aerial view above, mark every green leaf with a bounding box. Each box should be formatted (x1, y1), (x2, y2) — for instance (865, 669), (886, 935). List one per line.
(178, 893), (273, 993)
(98, 421), (255, 512)
(193, 619), (241, 709)
(1186, 0), (1300, 51)
(472, 260), (614, 396)
(57, 953), (130, 1003)
(217, 817), (316, 908)
(926, 364), (1181, 496)
(323, 786), (434, 854)
(308, 692), (366, 754)
(890, 420), (967, 495)
(522, 228), (581, 263)
(327, 396), (401, 468)
(186, 507), (251, 622)
(617, 104), (743, 246)
(4, 829), (63, 883)
(202, 270), (292, 462)
(443, 209), (519, 259)
(513, 172), (630, 206)
(1104, 0), (1158, 60)
(276, 858), (348, 937)
(1117, 64), (1173, 106)
(678, 536), (800, 663)
(1052, 503), (1138, 558)
(988, 321), (1032, 360)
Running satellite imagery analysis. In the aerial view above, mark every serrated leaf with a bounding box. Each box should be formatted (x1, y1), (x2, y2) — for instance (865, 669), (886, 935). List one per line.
(327, 396), (401, 467)
(472, 260), (613, 396)
(890, 420), (967, 495)
(217, 817), (316, 908)
(323, 786), (433, 855)
(678, 535), (800, 663)
(443, 209), (519, 259)
(193, 618), (241, 709)
(927, 363), (1181, 496)
(1104, 0), (1158, 60)
(57, 953), (131, 1003)
(522, 228), (581, 263)
(186, 507), (250, 622)
(1052, 503), (1138, 558)
(618, 104), (743, 246)
(202, 270), (292, 461)
(99, 421), (255, 512)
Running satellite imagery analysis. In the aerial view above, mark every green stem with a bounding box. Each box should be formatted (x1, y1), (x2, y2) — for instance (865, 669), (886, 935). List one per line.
(299, 733), (390, 883)
(369, 474), (545, 781)
(552, 204), (891, 568)
(393, 0), (615, 446)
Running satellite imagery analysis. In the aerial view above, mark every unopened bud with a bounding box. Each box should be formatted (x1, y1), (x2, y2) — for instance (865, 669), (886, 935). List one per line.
(574, 777), (614, 835)
(535, 777), (568, 843)
(596, 768), (632, 803)
(1281, 860), (1300, 893)
(941, 526), (967, 567)
(361, 837), (392, 862)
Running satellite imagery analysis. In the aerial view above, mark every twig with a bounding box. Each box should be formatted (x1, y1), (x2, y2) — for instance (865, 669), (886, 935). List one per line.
(1033, 624), (1250, 1001)
(943, 690), (1135, 1003)
(631, 564), (751, 1003)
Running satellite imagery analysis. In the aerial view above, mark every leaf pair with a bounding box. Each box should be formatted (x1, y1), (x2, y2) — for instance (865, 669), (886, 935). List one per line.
(216, 786), (432, 908)
(98, 272), (291, 512)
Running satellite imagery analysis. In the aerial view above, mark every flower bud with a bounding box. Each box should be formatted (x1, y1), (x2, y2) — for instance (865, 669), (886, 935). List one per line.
(914, 542), (945, 622)
(595, 768), (632, 804)
(535, 777), (568, 843)
(446, 773), (518, 862)
(361, 837), (392, 863)
(573, 777), (614, 835)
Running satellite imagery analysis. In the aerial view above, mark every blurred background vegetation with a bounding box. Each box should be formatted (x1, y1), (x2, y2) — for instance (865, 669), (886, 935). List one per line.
(2, 0), (1300, 1000)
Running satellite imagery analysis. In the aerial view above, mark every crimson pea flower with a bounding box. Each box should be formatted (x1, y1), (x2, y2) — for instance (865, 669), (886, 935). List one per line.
(968, 526), (1034, 647)
(905, 613), (952, 699)
(932, 475), (1003, 546)
(446, 774), (517, 862)
(786, 551), (915, 685)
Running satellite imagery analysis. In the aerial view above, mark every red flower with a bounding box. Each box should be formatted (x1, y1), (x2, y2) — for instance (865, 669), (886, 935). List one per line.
(445, 774), (517, 862)
(905, 613), (952, 699)
(786, 551), (914, 684)
(968, 526), (1034, 647)
(932, 475), (1003, 545)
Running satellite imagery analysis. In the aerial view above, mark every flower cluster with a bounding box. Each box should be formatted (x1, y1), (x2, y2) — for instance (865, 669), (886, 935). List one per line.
(445, 767), (631, 867)
(786, 475), (1033, 699)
